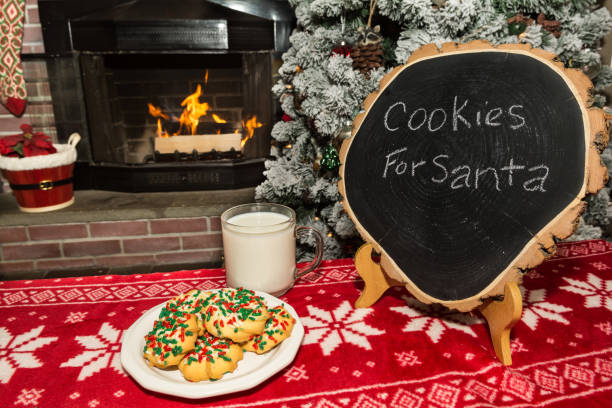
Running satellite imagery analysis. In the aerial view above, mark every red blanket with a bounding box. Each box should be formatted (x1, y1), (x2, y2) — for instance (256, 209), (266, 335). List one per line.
(1, 240), (611, 407)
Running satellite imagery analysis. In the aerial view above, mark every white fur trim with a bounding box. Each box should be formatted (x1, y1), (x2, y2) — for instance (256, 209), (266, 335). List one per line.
(0, 133), (80, 171)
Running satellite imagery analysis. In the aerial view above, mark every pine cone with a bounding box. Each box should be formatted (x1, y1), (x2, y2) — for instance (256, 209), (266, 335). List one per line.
(507, 13), (533, 27)
(537, 13), (561, 38)
(352, 42), (383, 77)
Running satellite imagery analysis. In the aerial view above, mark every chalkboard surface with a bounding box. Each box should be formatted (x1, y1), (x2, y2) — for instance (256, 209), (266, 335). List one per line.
(340, 44), (604, 307)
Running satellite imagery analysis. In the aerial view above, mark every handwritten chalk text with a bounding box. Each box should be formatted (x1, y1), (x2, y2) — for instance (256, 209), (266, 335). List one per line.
(382, 148), (548, 192)
(384, 96), (526, 133)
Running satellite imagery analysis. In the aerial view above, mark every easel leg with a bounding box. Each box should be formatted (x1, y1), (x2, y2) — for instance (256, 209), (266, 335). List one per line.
(354, 243), (403, 308)
(479, 281), (523, 366)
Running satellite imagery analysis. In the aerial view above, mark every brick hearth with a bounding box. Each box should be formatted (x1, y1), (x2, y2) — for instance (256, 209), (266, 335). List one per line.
(0, 1), (267, 280)
(0, 188), (254, 279)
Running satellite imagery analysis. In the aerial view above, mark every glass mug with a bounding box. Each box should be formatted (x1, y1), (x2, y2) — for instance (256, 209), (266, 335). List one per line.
(221, 203), (324, 296)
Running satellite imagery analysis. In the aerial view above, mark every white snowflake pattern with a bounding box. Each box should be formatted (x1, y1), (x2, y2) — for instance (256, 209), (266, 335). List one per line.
(14, 388), (45, 406)
(389, 296), (481, 343)
(595, 322), (612, 335)
(590, 262), (610, 271)
(284, 364), (308, 382)
(521, 287), (571, 330)
(301, 300), (385, 356)
(395, 350), (421, 367)
(60, 322), (125, 380)
(64, 312), (88, 324)
(511, 338), (529, 353)
(560, 273), (612, 312)
(0, 326), (58, 384)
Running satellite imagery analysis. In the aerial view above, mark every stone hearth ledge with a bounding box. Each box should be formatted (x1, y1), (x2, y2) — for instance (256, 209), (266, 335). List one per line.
(0, 188), (255, 226)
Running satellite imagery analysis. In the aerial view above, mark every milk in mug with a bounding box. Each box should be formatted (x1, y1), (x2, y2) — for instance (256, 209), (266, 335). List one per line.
(222, 211), (295, 295)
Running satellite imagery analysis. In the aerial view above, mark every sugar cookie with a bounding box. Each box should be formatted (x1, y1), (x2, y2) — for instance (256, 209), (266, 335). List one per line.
(242, 305), (295, 354)
(166, 289), (214, 336)
(178, 332), (244, 381)
(143, 310), (198, 368)
(203, 288), (270, 343)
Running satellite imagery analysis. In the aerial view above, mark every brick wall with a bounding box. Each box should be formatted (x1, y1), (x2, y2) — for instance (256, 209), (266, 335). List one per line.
(0, 216), (223, 279)
(0, 0), (56, 140)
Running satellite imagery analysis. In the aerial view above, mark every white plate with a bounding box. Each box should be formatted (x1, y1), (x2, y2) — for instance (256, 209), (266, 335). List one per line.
(120, 290), (304, 399)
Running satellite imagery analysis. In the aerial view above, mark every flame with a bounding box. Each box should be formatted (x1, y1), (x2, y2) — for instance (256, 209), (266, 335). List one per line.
(241, 115), (263, 147)
(147, 71), (262, 149)
(156, 119), (169, 138)
(148, 103), (169, 120)
(175, 84), (211, 135)
(212, 114), (227, 123)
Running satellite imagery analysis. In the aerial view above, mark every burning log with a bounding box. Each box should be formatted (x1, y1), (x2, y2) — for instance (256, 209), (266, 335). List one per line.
(148, 70), (263, 155)
(154, 133), (242, 154)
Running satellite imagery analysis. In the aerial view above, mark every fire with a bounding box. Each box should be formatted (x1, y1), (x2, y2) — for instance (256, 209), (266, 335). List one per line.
(148, 103), (169, 120)
(175, 84), (210, 135)
(241, 115), (262, 147)
(212, 114), (227, 123)
(156, 119), (169, 138)
(147, 71), (264, 149)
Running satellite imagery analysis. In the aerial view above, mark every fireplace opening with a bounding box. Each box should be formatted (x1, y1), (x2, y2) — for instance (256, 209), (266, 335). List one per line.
(39, 0), (293, 192)
(82, 52), (269, 160)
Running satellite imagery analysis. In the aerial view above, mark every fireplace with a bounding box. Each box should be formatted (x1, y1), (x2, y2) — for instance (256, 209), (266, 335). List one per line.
(39, 0), (293, 191)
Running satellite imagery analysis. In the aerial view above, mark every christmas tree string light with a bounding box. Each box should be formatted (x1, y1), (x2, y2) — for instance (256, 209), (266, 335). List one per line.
(256, 0), (612, 259)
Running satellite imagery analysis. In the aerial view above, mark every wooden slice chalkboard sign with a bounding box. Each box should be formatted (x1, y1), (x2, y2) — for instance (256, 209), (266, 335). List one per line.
(339, 41), (609, 312)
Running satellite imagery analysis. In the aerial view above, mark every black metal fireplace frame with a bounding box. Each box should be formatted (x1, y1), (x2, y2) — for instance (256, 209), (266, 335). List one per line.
(38, 0), (294, 192)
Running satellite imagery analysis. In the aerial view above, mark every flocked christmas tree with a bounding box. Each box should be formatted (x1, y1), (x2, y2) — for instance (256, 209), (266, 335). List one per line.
(256, 0), (612, 259)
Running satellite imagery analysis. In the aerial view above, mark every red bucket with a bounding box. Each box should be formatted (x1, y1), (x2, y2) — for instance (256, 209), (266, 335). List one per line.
(2, 163), (75, 212)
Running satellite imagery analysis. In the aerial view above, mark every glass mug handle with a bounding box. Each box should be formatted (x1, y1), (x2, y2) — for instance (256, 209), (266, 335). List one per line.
(294, 226), (324, 279)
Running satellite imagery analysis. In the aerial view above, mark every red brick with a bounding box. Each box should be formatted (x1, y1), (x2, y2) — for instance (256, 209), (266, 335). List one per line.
(90, 220), (148, 237)
(22, 60), (48, 80)
(21, 44), (45, 54)
(29, 224), (88, 240)
(150, 217), (208, 234)
(25, 82), (39, 97)
(95, 254), (155, 266)
(3, 243), (61, 260)
(0, 226), (28, 243)
(63, 240), (121, 257)
(155, 250), (222, 264)
(0, 261), (35, 273)
(27, 114), (54, 127)
(210, 216), (221, 231)
(23, 25), (43, 44)
(37, 82), (51, 98)
(0, 115), (30, 132)
(26, 7), (40, 24)
(25, 104), (54, 115)
(123, 236), (180, 253)
(36, 258), (95, 270)
(182, 233), (222, 250)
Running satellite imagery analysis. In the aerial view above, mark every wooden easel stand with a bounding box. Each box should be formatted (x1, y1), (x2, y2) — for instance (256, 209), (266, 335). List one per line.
(353, 243), (522, 365)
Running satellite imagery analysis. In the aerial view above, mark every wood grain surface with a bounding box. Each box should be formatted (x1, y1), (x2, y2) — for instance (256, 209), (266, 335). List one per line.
(339, 41), (609, 311)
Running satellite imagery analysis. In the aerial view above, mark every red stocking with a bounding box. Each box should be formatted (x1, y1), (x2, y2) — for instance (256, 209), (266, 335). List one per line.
(0, 0), (27, 117)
